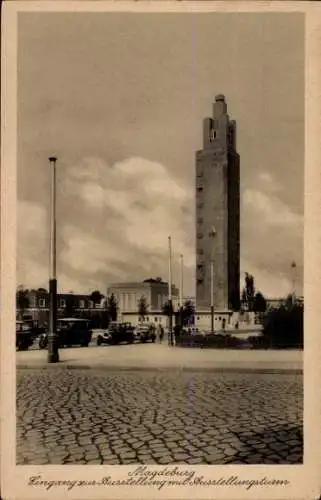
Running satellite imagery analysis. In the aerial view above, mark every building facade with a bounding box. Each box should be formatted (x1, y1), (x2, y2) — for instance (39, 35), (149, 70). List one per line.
(16, 289), (105, 325)
(195, 94), (240, 311)
(107, 278), (179, 317)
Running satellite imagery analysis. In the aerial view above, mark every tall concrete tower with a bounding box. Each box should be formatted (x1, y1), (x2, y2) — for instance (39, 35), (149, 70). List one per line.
(195, 95), (240, 311)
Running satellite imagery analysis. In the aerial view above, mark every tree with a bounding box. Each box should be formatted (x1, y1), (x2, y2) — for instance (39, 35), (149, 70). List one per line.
(284, 293), (295, 311)
(245, 273), (255, 298)
(143, 277), (165, 284)
(37, 288), (47, 293)
(90, 290), (104, 306)
(162, 300), (174, 317)
(100, 308), (110, 328)
(262, 302), (303, 348)
(241, 288), (247, 310)
(138, 295), (148, 321)
(16, 286), (30, 318)
(64, 293), (77, 317)
(90, 312), (101, 329)
(253, 292), (267, 313)
(106, 293), (118, 322)
(253, 292), (267, 325)
(182, 300), (195, 326)
(244, 273), (255, 311)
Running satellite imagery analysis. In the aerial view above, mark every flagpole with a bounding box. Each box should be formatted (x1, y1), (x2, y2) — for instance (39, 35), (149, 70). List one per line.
(168, 236), (173, 346)
(291, 261), (297, 307)
(47, 157), (59, 363)
(180, 254), (184, 330)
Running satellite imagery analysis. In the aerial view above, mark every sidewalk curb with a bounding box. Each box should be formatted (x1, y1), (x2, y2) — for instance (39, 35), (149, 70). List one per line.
(17, 363), (303, 374)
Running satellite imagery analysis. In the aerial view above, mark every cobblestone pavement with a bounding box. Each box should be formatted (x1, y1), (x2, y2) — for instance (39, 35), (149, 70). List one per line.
(17, 369), (303, 465)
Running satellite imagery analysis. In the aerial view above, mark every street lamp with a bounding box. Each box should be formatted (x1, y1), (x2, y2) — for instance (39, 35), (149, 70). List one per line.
(168, 236), (173, 346)
(47, 156), (59, 363)
(209, 226), (217, 334)
(291, 261), (297, 307)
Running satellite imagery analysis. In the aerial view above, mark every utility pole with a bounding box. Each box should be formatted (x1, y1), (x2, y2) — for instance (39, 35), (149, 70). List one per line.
(168, 236), (173, 346)
(47, 157), (59, 363)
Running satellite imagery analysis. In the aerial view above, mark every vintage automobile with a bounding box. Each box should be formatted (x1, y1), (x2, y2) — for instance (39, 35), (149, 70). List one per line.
(16, 319), (40, 351)
(135, 323), (156, 343)
(96, 322), (135, 345)
(39, 318), (92, 349)
(96, 328), (112, 346)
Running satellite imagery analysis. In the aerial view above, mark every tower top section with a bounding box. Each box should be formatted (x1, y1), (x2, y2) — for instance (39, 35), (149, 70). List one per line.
(200, 95), (237, 151)
(213, 93), (227, 117)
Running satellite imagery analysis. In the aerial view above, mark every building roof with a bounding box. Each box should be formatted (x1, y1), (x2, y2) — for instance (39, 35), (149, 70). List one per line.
(108, 281), (178, 290)
(108, 282), (153, 289)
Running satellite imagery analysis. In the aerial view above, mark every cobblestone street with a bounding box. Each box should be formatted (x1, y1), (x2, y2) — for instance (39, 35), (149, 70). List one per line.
(17, 368), (303, 465)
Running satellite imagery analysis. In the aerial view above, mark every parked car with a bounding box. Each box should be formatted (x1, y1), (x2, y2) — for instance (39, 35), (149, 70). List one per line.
(96, 328), (113, 346)
(96, 322), (135, 345)
(135, 323), (156, 343)
(16, 320), (38, 351)
(39, 318), (92, 349)
(111, 322), (135, 345)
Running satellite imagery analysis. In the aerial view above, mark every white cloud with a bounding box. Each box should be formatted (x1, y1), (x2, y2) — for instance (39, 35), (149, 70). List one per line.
(17, 162), (303, 299)
(240, 171), (303, 297)
(17, 201), (49, 289)
(18, 157), (195, 293)
(243, 188), (303, 231)
(256, 171), (281, 194)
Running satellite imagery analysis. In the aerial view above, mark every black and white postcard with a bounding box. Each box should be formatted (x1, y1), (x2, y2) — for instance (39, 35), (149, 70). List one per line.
(1, 1), (320, 499)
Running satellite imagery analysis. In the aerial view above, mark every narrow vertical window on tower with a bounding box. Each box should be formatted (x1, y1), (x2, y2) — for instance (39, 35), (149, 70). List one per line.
(196, 164), (203, 178)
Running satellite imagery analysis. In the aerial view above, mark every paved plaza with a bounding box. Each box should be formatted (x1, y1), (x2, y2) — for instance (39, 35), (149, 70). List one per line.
(17, 364), (303, 465)
(16, 342), (303, 372)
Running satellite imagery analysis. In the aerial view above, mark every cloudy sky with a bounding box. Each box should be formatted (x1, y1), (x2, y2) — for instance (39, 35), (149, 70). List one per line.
(17, 11), (304, 298)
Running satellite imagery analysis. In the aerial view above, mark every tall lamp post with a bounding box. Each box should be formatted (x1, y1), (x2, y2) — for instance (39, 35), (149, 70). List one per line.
(209, 227), (217, 334)
(179, 254), (184, 330)
(291, 261), (297, 307)
(168, 236), (173, 346)
(48, 156), (59, 363)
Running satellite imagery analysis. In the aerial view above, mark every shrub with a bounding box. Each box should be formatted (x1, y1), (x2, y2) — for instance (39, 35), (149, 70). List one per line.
(176, 333), (245, 349)
(262, 303), (303, 348)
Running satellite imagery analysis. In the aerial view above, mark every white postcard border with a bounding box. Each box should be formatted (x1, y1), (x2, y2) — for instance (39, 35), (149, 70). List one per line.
(1, 2), (320, 500)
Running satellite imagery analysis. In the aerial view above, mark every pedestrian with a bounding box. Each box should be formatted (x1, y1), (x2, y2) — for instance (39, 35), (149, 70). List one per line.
(159, 325), (164, 344)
